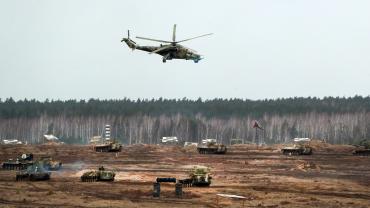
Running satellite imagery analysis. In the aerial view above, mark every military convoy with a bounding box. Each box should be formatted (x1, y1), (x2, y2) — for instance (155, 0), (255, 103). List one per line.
(197, 139), (227, 154)
(81, 166), (115, 182)
(281, 138), (313, 156)
(16, 161), (51, 181)
(2, 153), (34, 170)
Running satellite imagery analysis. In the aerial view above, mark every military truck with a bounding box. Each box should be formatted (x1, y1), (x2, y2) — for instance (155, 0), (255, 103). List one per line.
(2, 153), (34, 170)
(16, 161), (51, 181)
(197, 139), (227, 154)
(38, 156), (62, 170)
(179, 166), (212, 187)
(81, 166), (115, 182)
(353, 140), (370, 156)
(281, 138), (313, 156)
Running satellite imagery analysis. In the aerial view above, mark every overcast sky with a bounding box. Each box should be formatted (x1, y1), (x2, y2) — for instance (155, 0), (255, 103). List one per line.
(0, 0), (369, 101)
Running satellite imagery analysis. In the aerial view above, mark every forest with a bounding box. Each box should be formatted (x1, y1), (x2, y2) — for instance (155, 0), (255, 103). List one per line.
(0, 96), (369, 145)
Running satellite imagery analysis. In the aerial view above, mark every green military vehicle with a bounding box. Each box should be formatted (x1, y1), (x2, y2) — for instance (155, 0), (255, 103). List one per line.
(16, 161), (51, 181)
(179, 166), (212, 187)
(197, 139), (227, 154)
(81, 166), (115, 182)
(2, 153), (34, 170)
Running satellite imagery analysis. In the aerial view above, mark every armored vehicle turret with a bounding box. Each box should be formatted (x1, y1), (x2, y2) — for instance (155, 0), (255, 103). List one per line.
(197, 139), (227, 154)
(81, 166), (115, 182)
(2, 153), (34, 170)
(16, 161), (51, 181)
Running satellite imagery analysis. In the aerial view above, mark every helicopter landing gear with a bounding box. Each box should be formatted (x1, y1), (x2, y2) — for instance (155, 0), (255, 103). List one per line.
(194, 59), (199, 63)
(162, 53), (171, 63)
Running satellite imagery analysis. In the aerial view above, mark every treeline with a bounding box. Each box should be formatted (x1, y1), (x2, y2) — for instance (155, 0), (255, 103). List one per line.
(1, 96), (370, 118)
(0, 96), (369, 145)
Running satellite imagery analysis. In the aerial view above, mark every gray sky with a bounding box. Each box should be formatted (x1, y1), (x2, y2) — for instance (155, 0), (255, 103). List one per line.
(1, 0), (369, 101)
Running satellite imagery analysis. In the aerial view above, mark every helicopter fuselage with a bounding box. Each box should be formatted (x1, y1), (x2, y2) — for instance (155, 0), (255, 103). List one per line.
(123, 40), (202, 63)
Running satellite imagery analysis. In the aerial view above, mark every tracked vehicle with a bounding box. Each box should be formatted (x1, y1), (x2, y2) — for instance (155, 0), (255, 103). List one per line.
(197, 139), (227, 154)
(81, 166), (115, 182)
(179, 166), (212, 187)
(2, 153), (34, 170)
(353, 149), (370, 156)
(282, 138), (312, 156)
(353, 140), (370, 156)
(16, 162), (51, 181)
(94, 141), (122, 152)
(93, 124), (122, 152)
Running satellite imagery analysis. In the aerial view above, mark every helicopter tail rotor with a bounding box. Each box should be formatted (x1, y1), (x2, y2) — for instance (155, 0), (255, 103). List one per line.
(121, 30), (137, 50)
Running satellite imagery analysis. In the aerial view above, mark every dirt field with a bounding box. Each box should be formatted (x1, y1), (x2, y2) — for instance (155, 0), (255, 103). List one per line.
(0, 143), (369, 208)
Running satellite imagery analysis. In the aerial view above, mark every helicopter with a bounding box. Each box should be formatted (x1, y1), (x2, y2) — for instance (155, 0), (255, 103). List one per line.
(121, 24), (212, 63)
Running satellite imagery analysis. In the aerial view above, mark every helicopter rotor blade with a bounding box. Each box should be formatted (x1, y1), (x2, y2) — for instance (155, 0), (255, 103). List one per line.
(136, 36), (172, 43)
(149, 45), (174, 54)
(178, 44), (198, 53)
(172, 24), (177, 42)
(176, 33), (213, 43)
(128, 30), (130, 38)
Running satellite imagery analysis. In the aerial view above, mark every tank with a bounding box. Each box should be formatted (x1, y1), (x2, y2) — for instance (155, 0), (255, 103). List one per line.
(94, 141), (122, 152)
(179, 166), (212, 187)
(81, 166), (115, 182)
(16, 162), (51, 181)
(38, 156), (62, 170)
(281, 144), (312, 155)
(353, 140), (370, 156)
(2, 153), (34, 170)
(197, 139), (227, 154)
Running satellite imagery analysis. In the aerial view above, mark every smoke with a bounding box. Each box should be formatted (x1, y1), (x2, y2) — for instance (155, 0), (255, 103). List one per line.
(67, 161), (86, 171)
(52, 160), (87, 177)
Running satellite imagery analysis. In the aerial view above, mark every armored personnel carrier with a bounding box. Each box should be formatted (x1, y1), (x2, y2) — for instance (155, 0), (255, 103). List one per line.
(38, 156), (62, 170)
(81, 166), (115, 182)
(16, 162), (51, 181)
(281, 138), (312, 155)
(2, 153), (34, 170)
(197, 139), (227, 154)
(353, 140), (370, 156)
(179, 166), (212, 187)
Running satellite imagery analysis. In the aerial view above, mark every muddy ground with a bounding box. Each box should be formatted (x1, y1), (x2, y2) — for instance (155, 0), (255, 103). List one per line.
(0, 143), (369, 208)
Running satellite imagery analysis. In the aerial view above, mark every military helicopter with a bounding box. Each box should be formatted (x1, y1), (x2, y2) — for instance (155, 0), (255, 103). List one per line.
(121, 24), (212, 63)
